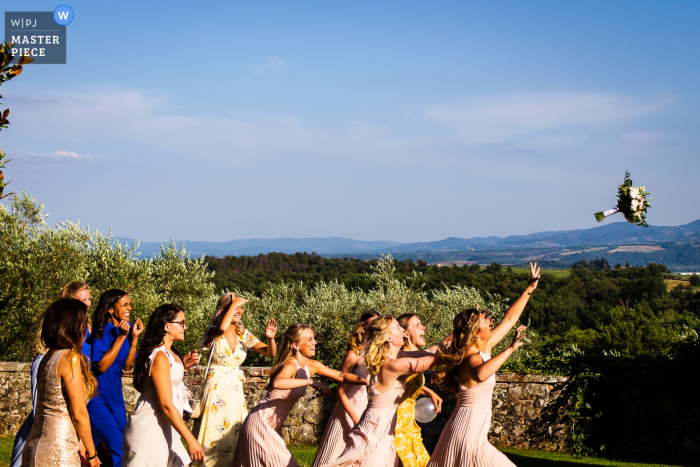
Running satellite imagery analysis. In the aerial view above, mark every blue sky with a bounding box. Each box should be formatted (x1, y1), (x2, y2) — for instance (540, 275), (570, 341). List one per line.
(2, 1), (699, 243)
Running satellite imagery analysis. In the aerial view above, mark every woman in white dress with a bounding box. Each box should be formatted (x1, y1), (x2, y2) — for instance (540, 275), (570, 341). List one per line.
(123, 304), (203, 467)
(193, 293), (278, 467)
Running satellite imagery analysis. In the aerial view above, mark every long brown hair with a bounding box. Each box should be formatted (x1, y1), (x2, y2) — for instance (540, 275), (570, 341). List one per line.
(133, 304), (184, 392)
(431, 309), (481, 393)
(363, 315), (394, 376)
(42, 299), (97, 399)
(347, 310), (380, 355)
(265, 323), (312, 390)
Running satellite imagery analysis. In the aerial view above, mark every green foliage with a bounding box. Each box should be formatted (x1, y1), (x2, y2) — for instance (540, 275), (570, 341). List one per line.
(689, 274), (700, 287)
(236, 255), (513, 368)
(0, 192), (217, 361)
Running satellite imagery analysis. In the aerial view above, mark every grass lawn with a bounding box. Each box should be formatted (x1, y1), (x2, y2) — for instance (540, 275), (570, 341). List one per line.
(289, 444), (696, 467)
(3, 434), (694, 467)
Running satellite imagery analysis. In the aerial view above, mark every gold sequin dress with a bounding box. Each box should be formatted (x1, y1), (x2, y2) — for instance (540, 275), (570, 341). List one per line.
(395, 373), (430, 467)
(21, 349), (80, 467)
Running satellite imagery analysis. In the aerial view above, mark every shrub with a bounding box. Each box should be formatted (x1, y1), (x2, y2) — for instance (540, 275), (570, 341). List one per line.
(690, 274), (700, 287)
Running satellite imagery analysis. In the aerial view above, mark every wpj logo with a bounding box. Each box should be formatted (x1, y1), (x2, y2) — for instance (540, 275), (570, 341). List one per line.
(4, 6), (72, 64)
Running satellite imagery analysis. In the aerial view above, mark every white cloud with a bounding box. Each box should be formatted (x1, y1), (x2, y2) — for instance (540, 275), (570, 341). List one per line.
(426, 92), (675, 145)
(252, 55), (288, 74)
(2, 89), (674, 168)
(25, 150), (94, 161)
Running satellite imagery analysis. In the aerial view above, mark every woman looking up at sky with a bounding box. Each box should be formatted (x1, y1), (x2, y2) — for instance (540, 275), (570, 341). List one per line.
(427, 262), (540, 467)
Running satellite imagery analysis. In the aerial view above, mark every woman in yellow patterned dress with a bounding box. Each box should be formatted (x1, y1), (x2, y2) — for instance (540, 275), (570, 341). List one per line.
(193, 293), (278, 467)
(394, 313), (444, 467)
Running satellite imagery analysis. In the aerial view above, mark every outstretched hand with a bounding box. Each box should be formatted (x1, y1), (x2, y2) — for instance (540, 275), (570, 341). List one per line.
(310, 381), (332, 395)
(509, 325), (527, 352)
(528, 262), (541, 290)
(265, 319), (278, 340)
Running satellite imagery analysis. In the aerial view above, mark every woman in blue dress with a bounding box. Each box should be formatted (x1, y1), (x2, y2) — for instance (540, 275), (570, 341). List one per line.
(87, 289), (144, 467)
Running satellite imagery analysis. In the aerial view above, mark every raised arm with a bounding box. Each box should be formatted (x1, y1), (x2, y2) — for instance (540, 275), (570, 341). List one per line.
(488, 262), (540, 349)
(467, 326), (526, 383)
(151, 352), (203, 463)
(94, 320), (130, 374)
(198, 294), (247, 348)
(250, 319), (278, 358)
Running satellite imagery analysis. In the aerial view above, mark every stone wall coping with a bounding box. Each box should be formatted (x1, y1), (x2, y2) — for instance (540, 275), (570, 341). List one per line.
(0, 362), (567, 383)
(0, 362), (33, 372)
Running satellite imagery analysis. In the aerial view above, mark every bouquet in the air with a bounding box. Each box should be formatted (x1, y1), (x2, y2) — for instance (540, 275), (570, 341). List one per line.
(594, 172), (650, 227)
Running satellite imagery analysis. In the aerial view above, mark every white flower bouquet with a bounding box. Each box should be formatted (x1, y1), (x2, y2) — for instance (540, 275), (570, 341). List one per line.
(594, 172), (650, 227)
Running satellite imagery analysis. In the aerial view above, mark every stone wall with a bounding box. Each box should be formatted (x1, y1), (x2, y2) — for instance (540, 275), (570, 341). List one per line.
(0, 363), (570, 449)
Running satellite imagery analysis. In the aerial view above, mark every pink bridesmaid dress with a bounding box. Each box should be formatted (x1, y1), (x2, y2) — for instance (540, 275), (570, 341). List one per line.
(426, 350), (514, 467)
(232, 360), (309, 467)
(312, 357), (370, 467)
(318, 375), (405, 467)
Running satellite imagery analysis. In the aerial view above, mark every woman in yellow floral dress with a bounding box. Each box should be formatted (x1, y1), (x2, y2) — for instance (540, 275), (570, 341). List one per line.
(394, 314), (444, 467)
(193, 293), (278, 467)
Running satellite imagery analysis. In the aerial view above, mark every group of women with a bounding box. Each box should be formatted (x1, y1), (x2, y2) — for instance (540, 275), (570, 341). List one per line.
(11, 262), (540, 467)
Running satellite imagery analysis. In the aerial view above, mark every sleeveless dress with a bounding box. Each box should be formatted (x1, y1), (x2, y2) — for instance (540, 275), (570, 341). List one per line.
(193, 330), (259, 467)
(22, 350), (80, 467)
(318, 375), (406, 467)
(232, 360), (310, 467)
(394, 373), (430, 467)
(312, 356), (370, 467)
(426, 351), (514, 467)
(123, 346), (192, 467)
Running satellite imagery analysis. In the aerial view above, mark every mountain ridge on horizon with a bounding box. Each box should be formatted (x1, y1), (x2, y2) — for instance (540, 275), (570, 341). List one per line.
(117, 218), (700, 259)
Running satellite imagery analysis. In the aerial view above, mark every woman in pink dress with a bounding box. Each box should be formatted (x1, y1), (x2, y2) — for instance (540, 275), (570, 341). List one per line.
(312, 311), (379, 467)
(427, 262), (540, 467)
(319, 315), (448, 467)
(232, 323), (369, 467)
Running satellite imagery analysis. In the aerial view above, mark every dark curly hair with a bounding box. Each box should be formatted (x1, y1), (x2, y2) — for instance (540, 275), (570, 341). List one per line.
(132, 304), (183, 392)
(91, 289), (129, 340)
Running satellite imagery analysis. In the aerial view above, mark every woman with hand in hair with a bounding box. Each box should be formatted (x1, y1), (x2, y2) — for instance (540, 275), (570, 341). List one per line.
(87, 289), (144, 467)
(312, 311), (379, 467)
(123, 304), (204, 466)
(426, 262), (540, 467)
(193, 293), (278, 467)
(394, 313), (444, 467)
(12, 281), (94, 467)
(233, 323), (369, 467)
(320, 315), (449, 467)
(21, 299), (100, 467)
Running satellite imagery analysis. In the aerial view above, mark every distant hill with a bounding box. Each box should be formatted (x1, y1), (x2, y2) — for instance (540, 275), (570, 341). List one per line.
(115, 236), (405, 259)
(119, 219), (700, 260)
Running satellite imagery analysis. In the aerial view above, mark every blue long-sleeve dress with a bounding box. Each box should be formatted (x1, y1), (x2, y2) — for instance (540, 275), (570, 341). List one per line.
(87, 322), (133, 467)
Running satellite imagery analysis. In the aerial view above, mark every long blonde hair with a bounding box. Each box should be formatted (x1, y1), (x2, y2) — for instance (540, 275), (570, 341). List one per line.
(33, 281), (91, 356)
(363, 315), (394, 376)
(431, 309), (481, 393)
(265, 323), (312, 390)
(348, 310), (380, 355)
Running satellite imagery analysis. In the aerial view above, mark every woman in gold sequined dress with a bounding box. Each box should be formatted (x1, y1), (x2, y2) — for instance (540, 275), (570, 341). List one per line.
(22, 299), (100, 467)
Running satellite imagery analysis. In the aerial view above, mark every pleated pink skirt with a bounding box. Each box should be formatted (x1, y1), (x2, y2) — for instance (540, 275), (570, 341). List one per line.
(425, 406), (514, 467)
(317, 408), (399, 467)
(312, 386), (368, 467)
